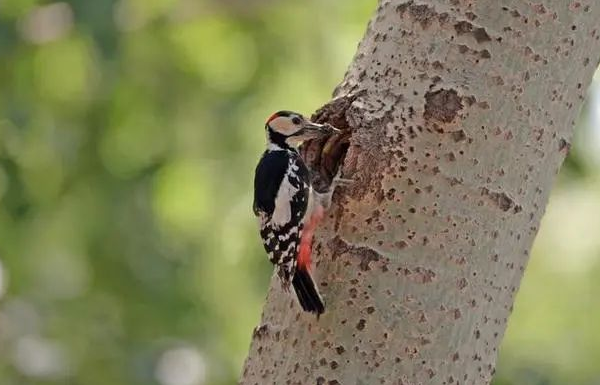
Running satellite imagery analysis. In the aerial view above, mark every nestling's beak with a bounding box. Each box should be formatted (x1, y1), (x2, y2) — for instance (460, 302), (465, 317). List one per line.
(294, 121), (340, 140)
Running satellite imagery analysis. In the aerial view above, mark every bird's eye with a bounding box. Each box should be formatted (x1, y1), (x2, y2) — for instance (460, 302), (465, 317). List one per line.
(291, 117), (301, 125)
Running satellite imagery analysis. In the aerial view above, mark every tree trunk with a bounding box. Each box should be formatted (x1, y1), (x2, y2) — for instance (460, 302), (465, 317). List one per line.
(241, 1), (600, 384)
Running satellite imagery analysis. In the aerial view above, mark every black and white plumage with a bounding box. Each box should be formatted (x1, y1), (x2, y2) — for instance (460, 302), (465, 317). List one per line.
(253, 110), (336, 315)
(254, 149), (309, 282)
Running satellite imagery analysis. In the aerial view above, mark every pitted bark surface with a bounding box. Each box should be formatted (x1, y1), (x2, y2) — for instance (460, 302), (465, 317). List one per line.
(424, 89), (463, 123)
(241, 1), (600, 384)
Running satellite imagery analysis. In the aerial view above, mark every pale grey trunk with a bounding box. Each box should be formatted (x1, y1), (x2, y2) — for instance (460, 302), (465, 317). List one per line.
(241, 1), (600, 384)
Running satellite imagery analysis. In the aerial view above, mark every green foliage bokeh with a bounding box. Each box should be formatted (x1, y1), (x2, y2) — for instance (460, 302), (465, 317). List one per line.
(0, 1), (599, 385)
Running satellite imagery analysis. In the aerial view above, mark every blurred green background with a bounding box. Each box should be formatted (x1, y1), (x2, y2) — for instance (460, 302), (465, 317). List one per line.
(0, 1), (599, 384)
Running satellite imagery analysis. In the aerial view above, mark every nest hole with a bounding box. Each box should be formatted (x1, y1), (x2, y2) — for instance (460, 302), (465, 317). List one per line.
(300, 96), (357, 193)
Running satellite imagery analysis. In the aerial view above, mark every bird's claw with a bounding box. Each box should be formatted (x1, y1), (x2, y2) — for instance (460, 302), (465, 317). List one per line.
(329, 166), (354, 191)
(314, 169), (354, 210)
(332, 176), (354, 187)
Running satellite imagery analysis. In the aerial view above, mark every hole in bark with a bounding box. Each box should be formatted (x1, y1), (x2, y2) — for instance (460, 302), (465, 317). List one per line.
(300, 94), (360, 193)
(424, 89), (463, 123)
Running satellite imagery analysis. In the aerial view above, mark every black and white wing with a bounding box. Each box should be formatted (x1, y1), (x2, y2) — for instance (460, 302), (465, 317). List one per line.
(253, 150), (310, 283)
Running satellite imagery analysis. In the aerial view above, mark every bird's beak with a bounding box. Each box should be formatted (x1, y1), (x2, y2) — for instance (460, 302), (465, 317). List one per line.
(295, 121), (340, 139)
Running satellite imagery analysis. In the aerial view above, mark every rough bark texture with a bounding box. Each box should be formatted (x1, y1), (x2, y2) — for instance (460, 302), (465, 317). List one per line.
(242, 1), (600, 384)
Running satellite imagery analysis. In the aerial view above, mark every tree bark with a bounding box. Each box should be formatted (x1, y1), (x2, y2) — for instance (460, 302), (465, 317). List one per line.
(241, 1), (600, 384)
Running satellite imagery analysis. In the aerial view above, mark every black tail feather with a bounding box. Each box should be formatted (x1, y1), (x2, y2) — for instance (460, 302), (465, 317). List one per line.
(292, 268), (325, 315)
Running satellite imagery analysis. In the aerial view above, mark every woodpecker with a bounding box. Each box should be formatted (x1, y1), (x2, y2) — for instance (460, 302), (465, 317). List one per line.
(253, 110), (338, 315)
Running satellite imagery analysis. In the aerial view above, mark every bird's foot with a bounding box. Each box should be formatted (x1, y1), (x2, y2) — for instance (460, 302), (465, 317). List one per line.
(314, 168), (354, 210)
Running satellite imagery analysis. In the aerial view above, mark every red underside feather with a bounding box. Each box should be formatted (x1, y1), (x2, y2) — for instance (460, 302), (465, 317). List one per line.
(297, 205), (324, 271)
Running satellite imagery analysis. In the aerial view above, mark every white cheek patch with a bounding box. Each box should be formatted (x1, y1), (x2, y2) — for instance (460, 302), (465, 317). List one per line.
(270, 117), (299, 136)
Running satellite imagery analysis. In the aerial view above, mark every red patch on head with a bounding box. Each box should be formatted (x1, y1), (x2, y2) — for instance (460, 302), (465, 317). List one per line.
(266, 112), (280, 124)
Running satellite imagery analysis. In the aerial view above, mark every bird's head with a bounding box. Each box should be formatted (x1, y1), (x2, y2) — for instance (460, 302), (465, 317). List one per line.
(265, 110), (338, 150)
